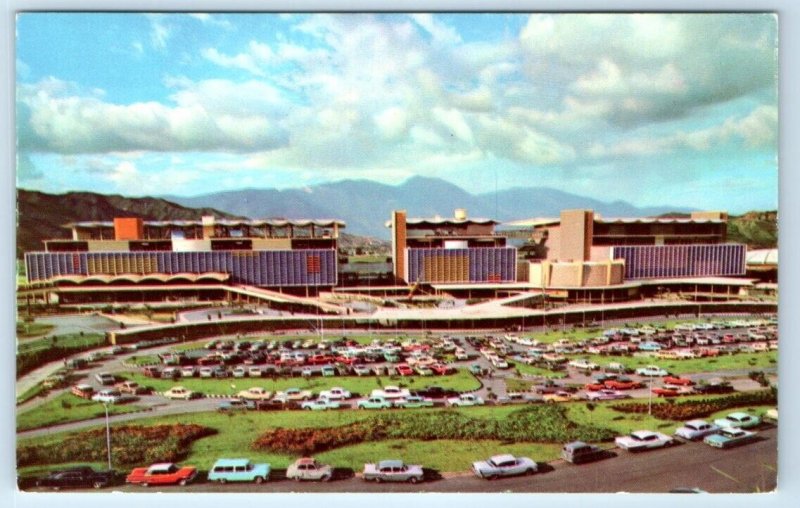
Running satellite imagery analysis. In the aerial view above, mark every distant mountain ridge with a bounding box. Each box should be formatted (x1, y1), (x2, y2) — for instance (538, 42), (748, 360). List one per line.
(165, 176), (694, 239)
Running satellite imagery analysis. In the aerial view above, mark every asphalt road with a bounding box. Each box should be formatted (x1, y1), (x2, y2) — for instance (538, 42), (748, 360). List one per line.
(24, 427), (777, 493)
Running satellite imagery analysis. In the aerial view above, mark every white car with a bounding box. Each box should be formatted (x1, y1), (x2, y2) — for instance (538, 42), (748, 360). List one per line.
(370, 386), (411, 400)
(674, 420), (721, 440)
(446, 393), (485, 407)
(615, 430), (674, 451)
(92, 389), (136, 404)
(635, 365), (669, 377)
(237, 387), (272, 400)
(319, 387), (352, 400)
(568, 359), (599, 371)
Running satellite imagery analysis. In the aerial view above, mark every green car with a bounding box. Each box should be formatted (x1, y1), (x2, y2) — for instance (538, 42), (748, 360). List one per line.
(357, 396), (392, 410)
(383, 352), (401, 363)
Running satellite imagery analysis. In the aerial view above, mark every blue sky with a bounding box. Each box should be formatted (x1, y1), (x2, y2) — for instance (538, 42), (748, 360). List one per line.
(16, 13), (778, 213)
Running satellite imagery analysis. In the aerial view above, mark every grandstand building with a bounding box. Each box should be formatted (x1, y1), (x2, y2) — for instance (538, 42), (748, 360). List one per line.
(25, 216), (344, 293)
(388, 209), (517, 285)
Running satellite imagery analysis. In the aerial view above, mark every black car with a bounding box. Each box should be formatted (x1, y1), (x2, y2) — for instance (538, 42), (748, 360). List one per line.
(693, 383), (735, 394)
(36, 466), (115, 490)
(411, 386), (460, 399)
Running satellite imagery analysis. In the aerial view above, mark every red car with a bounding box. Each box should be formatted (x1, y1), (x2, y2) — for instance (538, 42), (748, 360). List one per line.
(651, 387), (680, 398)
(430, 363), (454, 375)
(308, 355), (335, 365)
(664, 376), (694, 386)
(396, 363), (414, 376)
(126, 463), (197, 487)
(604, 379), (643, 390)
(584, 382), (605, 391)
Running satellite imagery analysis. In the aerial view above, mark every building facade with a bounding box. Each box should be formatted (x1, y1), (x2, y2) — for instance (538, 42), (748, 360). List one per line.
(25, 216), (344, 288)
(389, 209), (517, 284)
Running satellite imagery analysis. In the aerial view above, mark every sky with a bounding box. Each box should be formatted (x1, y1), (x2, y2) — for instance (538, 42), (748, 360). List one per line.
(15, 13), (778, 212)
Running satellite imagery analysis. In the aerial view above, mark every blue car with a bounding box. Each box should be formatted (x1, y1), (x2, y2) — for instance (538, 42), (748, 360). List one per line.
(208, 458), (270, 484)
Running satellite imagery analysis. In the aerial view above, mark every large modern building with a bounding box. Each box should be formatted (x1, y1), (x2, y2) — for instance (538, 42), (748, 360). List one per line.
(509, 209), (746, 288)
(388, 209), (517, 285)
(25, 216), (344, 292)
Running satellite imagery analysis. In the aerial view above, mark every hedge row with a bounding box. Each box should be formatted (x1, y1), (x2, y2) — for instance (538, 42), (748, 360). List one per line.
(610, 388), (777, 421)
(18, 424), (216, 467)
(252, 405), (617, 455)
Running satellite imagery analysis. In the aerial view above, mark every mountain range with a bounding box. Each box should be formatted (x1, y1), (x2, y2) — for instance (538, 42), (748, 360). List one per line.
(165, 176), (692, 239)
(17, 179), (777, 258)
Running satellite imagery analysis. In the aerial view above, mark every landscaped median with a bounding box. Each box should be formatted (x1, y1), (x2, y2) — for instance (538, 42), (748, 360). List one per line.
(123, 369), (482, 398)
(17, 393), (146, 432)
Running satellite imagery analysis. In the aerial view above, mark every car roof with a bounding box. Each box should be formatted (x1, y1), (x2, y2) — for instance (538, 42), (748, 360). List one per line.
(148, 463), (176, 470)
(563, 441), (590, 450)
(296, 457), (317, 465)
(685, 419), (709, 426)
(727, 412), (751, 418)
(212, 458), (252, 467)
(490, 454), (517, 463)
(378, 460), (404, 468)
(631, 430), (656, 438)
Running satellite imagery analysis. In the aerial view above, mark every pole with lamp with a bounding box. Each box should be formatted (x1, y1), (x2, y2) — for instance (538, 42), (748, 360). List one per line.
(103, 403), (112, 471)
(648, 375), (654, 416)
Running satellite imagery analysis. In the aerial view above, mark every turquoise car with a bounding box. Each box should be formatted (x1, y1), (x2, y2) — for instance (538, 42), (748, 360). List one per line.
(301, 398), (342, 411)
(208, 458), (270, 484)
(357, 396), (392, 410)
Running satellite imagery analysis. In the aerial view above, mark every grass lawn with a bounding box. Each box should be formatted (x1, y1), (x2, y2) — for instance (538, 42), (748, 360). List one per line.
(17, 333), (106, 355)
(125, 355), (161, 366)
(122, 368), (481, 397)
(318, 439), (563, 472)
(16, 384), (48, 405)
(564, 351), (777, 375)
(17, 393), (145, 431)
(16, 322), (55, 339)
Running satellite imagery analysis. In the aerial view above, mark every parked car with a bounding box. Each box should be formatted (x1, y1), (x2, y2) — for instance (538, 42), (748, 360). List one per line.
(126, 462), (197, 487)
(319, 387), (352, 400)
(568, 359), (599, 371)
(36, 466), (116, 490)
(230, 386), (268, 399)
(95, 372), (116, 385)
(693, 382), (735, 394)
(352, 365), (372, 376)
(542, 391), (574, 403)
(605, 362), (631, 374)
(604, 378), (643, 390)
(635, 365), (669, 377)
(394, 396), (435, 409)
(446, 393), (485, 407)
(472, 454), (537, 479)
(207, 458), (270, 484)
(163, 386), (199, 400)
(713, 412), (761, 429)
(764, 407), (778, 422)
(412, 386), (460, 399)
(274, 388), (313, 401)
(92, 389), (137, 404)
(362, 460), (424, 483)
(218, 398), (256, 411)
(561, 441), (607, 464)
(371, 386), (411, 399)
(71, 384), (95, 399)
(301, 398), (342, 411)
(286, 457), (333, 482)
(116, 381), (151, 395)
(704, 428), (758, 449)
(585, 389), (629, 401)
(358, 396), (392, 410)
(674, 420), (721, 441)
(615, 430), (674, 451)
(664, 376), (694, 386)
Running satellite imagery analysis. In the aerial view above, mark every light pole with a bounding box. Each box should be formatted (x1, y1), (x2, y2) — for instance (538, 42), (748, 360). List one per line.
(103, 403), (112, 470)
(648, 375), (654, 416)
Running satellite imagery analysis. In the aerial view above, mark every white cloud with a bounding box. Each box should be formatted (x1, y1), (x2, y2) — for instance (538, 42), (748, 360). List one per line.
(147, 14), (171, 49)
(410, 14), (462, 45)
(589, 105), (778, 158)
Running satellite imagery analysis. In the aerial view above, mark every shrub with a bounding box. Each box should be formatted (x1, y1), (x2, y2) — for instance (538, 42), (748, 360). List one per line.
(18, 424), (216, 468)
(610, 389), (777, 420)
(252, 406), (616, 455)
